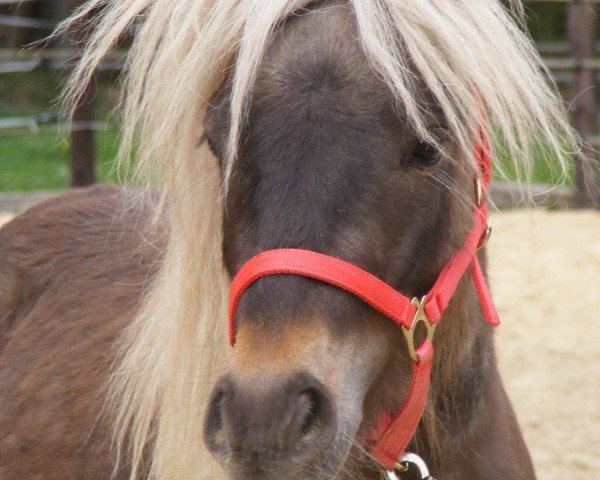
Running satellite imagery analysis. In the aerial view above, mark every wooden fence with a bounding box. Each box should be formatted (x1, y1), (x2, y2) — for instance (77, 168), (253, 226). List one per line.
(565, 1), (599, 206)
(0, 0), (599, 205)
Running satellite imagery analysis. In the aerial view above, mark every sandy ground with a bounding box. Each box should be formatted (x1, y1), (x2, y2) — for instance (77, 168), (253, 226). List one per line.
(0, 213), (13, 226)
(0, 208), (598, 478)
(489, 210), (600, 480)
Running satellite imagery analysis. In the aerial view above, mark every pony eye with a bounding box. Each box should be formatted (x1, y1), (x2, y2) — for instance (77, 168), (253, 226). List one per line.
(206, 137), (217, 156)
(412, 140), (440, 166)
(199, 132), (218, 156)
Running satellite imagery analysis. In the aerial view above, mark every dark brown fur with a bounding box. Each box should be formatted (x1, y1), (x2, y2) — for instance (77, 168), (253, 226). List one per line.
(0, 185), (164, 479)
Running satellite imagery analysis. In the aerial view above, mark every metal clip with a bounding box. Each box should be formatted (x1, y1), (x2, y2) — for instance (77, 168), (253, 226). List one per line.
(477, 223), (493, 250)
(401, 296), (436, 362)
(475, 178), (484, 207)
(384, 452), (432, 480)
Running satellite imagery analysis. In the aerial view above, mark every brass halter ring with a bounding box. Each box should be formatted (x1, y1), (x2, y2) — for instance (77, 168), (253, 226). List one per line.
(384, 452), (432, 480)
(401, 296), (436, 362)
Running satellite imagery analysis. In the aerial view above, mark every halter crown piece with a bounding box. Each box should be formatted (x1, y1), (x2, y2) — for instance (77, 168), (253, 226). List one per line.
(227, 124), (499, 478)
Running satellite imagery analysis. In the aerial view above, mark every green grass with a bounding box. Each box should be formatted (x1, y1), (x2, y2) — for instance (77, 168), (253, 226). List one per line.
(0, 69), (122, 192)
(492, 144), (573, 187)
(0, 129), (121, 191)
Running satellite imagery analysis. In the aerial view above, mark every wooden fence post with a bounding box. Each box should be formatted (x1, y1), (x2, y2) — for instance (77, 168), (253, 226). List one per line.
(68, 0), (96, 188)
(568, 0), (599, 207)
(70, 77), (96, 187)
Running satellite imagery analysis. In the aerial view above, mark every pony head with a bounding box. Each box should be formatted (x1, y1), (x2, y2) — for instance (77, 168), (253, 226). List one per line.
(202, 7), (475, 476)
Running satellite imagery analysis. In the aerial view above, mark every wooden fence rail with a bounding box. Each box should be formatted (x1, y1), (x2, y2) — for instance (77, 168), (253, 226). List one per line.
(0, 0), (36, 4)
(0, 14), (55, 29)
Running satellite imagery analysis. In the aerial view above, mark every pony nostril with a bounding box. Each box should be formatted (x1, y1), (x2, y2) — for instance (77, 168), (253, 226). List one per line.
(295, 389), (322, 445)
(203, 384), (228, 457)
(290, 386), (336, 460)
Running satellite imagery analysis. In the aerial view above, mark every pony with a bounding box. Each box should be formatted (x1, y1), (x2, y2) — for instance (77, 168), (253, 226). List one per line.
(0, 1), (580, 479)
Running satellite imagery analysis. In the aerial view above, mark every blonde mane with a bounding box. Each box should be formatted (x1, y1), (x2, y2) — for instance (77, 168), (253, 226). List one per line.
(58, 1), (579, 479)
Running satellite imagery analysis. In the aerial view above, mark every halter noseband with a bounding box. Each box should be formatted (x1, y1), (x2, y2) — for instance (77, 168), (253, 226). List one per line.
(227, 126), (499, 474)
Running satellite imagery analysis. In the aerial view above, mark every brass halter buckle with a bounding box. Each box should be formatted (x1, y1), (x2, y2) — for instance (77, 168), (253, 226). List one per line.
(384, 452), (433, 480)
(475, 177), (492, 250)
(401, 296), (436, 362)
(476, 178), (484, 207)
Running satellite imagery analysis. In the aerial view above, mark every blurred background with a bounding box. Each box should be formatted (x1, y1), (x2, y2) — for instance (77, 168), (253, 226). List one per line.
(0, 0), (599, 207)
(0, 0), (124, 198)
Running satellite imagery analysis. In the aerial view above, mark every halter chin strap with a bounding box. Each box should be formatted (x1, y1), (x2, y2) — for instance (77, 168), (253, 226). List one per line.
(227, 126), (499, 472)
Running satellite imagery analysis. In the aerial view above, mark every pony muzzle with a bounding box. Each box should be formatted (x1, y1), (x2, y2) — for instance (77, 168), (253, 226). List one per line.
(204, 371), (338, 475)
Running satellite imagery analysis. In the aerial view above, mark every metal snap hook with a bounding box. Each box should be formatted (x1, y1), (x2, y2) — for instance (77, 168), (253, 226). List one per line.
(384, 452), (433, 480)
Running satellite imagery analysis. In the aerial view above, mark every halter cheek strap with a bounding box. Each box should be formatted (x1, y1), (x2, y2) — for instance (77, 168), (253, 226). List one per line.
(227, 127), (498, 472)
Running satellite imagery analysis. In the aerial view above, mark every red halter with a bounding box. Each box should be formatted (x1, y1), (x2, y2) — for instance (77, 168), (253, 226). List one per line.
(227, 127), (499, 471)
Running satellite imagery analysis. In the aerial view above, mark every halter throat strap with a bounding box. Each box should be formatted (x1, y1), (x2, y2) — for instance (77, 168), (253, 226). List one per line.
(227, 128), (498, 472)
